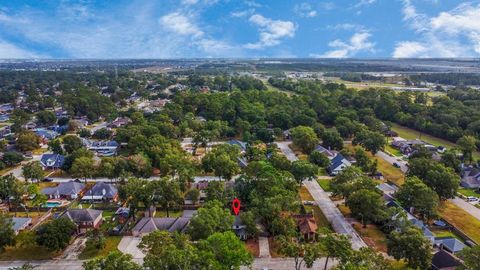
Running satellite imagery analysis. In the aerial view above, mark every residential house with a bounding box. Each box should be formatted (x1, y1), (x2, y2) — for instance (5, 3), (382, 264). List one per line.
(108, 117), (130, 128)
(313, 145), (336, 160)
(327, 154), (352, 176)
(0, 103), (14, 114)
(431, 250), (463, 270)
(132, 217), (191, 236)
(434, 237), (467, 254)
(232, 216), (248, 240)
(11, 217), (32, 235)
(60, 208), (103, 233)
(0, 114), (10, 122)
(42, 181), (85, 199)
(227, 139), (247, 152)
(83, 139), (119, 157)
(40, 153), (65, 170)
(35, 128), (59, 143)
(294, 214), (318, 241)
(391, 138), (426, 155)
(460, 166), (480, 189)
(82, 182), (118, 202)
(115, 207), (130, 224)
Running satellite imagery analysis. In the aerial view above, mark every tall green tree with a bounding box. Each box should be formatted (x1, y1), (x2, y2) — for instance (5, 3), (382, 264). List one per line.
(457, 135), (477, 164)
(387, 226), (433, 270)
(458, 245), (480, 270)
(36, 218), (77, 251)
(198, 232), (253, 270)
(62, 135), (83, 154)
(0, 214), (16, 251)
(187, 200), (234, 240)
(22, 161), (44, 182)
(291, 126), (319, 154)
(16, 131), (40, 152)
(345, 189), (386, 227)
(83, 251), (142, 270)
(396, 177), (439, 221)
(291, 160), (318, 184)
(276, 236), (322, 270)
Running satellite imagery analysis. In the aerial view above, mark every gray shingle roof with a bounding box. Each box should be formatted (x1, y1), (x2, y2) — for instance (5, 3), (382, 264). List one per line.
(61, 208), (103, 223)
(42, 181), (85, 197)
(83, 182), (117, 199)
(133, 217), (191, 234)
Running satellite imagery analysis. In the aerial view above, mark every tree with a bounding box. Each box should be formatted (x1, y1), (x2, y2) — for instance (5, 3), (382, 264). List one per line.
(16, 131), (40, 152)
(291, 126), (319, 154)
(48, 139), (64, 155)
(187, 200), (234, 240)
(321, 130), (343, 150)
(0, 174), (24, 212)
(458, 245), (480, 270)
(22, 161), (43, 182)
(28, 184), (48, 213)
(291, 160), (318, 184)
(441, 150), (461, 172)
(276, 236), (322, 270)
(198, 232), (253, 270)
(336, 247), (391, 270)
(83, 251), (142, 270)
(345, 189), (385, 227)
(140, 231), (204, 270)
(407, 157), (435, 180)
(353, 129), (386, 154)
(387, 226), (433, 270)
(36, 218), (77, 251)
(353, 148), (377, 174)
(319, 232), (354, 270)
(36, 110), (57, 126)
(202, 144), (240, 180)
(309, 151), (330, 168)
(457, 135), (477, 164)
(70, 157), (95, 181)
(396, 177), (439, 221)
(118, 178), (153, 217)
(2, 152), (25, 166)
(93, 128), (113, 140)
(0, 214), (15, 251)
(185, 188), (200, 204)
(62, 135), (83, 154)
(424, 163), (460, 200)
(152, 178), (183, 217)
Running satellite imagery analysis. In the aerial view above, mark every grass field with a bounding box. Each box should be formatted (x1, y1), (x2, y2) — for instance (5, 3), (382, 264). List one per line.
(78, 236), (122, 260)
(317, 178), (332, 192)
(458, 188), (480, 198)
(439, 201), (480, 244)
(391, 123), (480, 159)
(298, 186), (331, 229)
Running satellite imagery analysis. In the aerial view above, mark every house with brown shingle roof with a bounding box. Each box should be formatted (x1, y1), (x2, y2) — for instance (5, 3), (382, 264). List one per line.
(294, 214), (318, 241)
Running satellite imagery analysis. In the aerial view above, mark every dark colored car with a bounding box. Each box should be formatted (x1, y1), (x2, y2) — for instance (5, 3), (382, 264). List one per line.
(43, 178), (53, 182)
(393, 162), (400, 168)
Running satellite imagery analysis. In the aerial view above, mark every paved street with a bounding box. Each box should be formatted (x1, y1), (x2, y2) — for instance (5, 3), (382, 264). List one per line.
(304, 180), (366, 250)
(376, 150), (480, 221)
(376, 151), (408, 173)
(2, 153), (43, 180)
(275, 141), (366, 250)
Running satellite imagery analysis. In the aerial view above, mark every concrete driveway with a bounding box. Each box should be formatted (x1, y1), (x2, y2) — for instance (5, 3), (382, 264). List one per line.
(118, 236), (145, 260)
(274, 141), (298, 161)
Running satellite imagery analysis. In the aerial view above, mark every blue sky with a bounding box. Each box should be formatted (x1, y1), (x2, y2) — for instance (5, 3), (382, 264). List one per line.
(0, 0), (479, 58)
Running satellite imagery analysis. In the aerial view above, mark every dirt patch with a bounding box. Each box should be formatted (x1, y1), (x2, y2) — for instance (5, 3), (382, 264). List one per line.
(245, 238), (260, 257)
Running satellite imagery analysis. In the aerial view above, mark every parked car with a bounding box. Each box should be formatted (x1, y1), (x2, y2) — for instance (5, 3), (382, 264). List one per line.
(466, 196), (479, 202)
(393, 162), (400, 168)
(43, 178), (53, 182)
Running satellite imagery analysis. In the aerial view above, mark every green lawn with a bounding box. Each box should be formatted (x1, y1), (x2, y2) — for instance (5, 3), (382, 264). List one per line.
(154, 210), (183, 218)
(458, 188), (480, 198)
(317, 178), (332, 192)
(391, 123), (480, 159)
(439, 201), (480, 244)
(78, 236), (122, 260)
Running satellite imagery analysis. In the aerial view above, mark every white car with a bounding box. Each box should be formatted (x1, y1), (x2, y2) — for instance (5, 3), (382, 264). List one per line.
(466, 196), (479, 202)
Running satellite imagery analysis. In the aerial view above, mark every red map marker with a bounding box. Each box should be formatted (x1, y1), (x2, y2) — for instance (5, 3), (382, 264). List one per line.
(232, 198), (241, 216)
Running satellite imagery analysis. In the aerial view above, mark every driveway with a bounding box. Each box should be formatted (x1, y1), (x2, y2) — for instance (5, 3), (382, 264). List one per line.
(258, 237), (271, 258)
(118, 236), (145, 260)
(274, 141), (298, 161)
(449, 197), (480, 220)
(304, 180), (366, 250)
(376, 151), (408, 173)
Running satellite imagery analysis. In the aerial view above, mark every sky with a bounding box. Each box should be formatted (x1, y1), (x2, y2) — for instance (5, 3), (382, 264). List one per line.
(0, 0), (479, 59)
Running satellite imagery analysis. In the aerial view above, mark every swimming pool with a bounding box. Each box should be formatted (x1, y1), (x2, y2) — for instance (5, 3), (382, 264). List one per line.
(44, 201), (62, 207)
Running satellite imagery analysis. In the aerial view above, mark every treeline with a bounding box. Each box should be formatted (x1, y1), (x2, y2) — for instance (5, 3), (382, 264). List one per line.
(410, 73), (480, 86)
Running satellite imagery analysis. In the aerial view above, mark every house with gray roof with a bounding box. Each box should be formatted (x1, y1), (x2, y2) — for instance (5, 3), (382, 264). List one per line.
(11, 217), (32, 235)
(431, 250), (463, 270)
(434, 237), (467, 254)
(460, 166), (480, 189)
(42, 181), (85, 199)
(327, 154), (352, 176)
(132, 217), (191, 236)
(40, 153), (65, 170)
(60, 208), (103, 233)
(82, 182), (118, 202)
(313, 145), (337, 159)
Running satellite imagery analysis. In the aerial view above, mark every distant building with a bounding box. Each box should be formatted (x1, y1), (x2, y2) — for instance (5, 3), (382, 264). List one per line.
(232, 216), (248, 240)
(83, 139), (119, 156)
(108, 117), (130, 128)
(391, 138), (426, 155)
(460, 166), (480, 189)
(294, 214), (318, 241)
(40, 153), (65, 170)
(227, 139), (247, 152)
(313, 145), (337, 160)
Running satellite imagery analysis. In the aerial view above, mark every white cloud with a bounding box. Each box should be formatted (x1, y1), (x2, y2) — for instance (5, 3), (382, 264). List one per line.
(244, 0), (262, 8)
(0, 40), (40, 59)
(159, 12), (204, 38)
(231, 9), (255, 18)
(244, 14), (296, 49)
(393, 1), (480, 57)
(294, 3), (317, 18)
(182, 0), (199, 4)
(315, 31), (375, 58)
(352, 0), (377, 9)
(392, 41), (428, 58)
